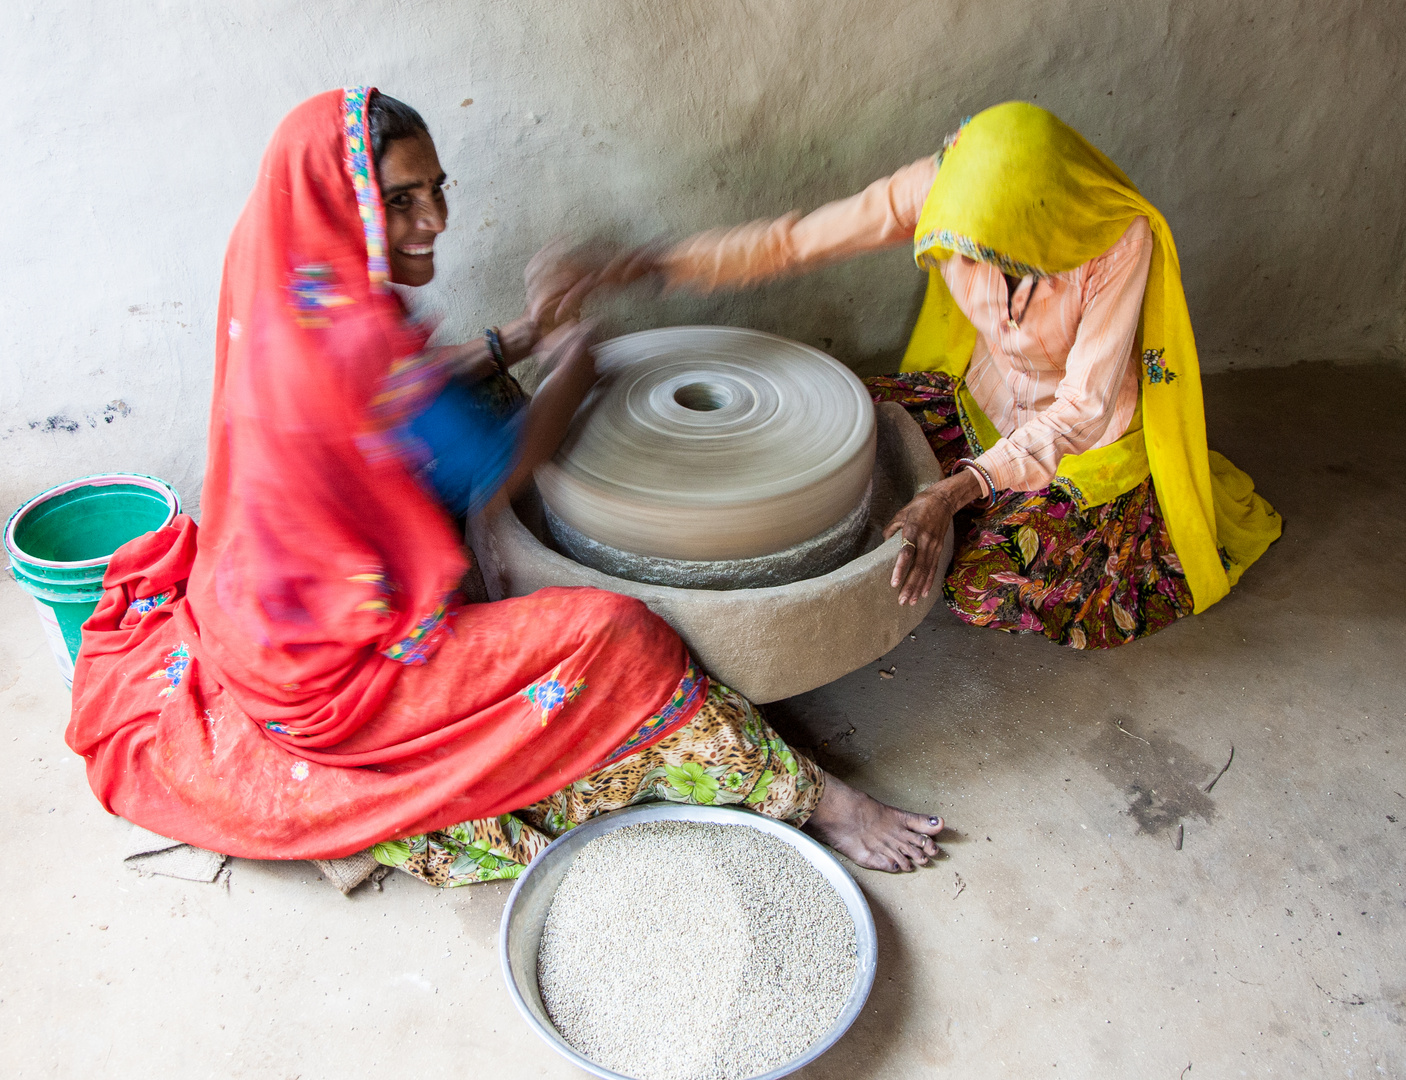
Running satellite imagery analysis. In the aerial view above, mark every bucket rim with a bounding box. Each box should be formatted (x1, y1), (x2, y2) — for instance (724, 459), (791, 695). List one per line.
(9, 577), (109, 604)
(4, 473), (181, 570)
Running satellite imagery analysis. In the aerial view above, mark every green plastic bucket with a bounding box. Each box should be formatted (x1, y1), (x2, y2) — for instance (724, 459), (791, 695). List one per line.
(5, 474), (181, 689)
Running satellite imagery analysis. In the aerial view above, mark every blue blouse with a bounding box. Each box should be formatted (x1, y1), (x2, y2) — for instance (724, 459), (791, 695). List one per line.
(408, 375), (525, 517)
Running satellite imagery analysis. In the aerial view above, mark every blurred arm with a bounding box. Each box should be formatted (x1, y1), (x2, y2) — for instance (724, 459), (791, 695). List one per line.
(659, 155), (938, 294)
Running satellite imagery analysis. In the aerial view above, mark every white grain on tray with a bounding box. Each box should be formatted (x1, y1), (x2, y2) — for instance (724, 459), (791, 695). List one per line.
(537, 820), (857, 1080)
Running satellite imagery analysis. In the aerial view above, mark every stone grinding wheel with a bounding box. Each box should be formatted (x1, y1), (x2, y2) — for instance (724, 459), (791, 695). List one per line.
(536, 327), (877, 563)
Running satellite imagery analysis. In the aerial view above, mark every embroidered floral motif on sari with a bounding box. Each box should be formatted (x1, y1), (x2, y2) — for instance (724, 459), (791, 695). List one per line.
(148, 643), (191, 698)
(521, 664), (588, 725)
(380, 594), (456, 665)
(1142, 347), (1178, 384)
(286, 263), (355, 328)
(126, 590), (173, 619)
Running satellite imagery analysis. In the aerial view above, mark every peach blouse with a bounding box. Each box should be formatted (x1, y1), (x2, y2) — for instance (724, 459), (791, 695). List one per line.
(661, 156), (1152, 493)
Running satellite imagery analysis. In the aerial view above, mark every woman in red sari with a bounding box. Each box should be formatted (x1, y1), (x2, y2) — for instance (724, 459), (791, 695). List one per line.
(65, 87), (944, 882)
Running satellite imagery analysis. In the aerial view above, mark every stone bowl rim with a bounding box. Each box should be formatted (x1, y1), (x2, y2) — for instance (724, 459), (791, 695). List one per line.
(499, 482), (918, 603)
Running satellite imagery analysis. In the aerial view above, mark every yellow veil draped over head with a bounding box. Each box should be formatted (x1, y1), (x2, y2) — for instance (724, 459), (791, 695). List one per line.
(899, 102), (1280, 613)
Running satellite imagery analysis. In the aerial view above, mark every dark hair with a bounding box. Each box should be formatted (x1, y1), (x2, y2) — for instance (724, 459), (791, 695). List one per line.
(368, 92), (430, 167)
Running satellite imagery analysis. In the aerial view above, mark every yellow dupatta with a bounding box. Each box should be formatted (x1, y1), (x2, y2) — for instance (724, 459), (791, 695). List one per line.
(899, 102), (1281, 614)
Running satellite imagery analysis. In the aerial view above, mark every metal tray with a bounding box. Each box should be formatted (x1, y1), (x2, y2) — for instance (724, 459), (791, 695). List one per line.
(499, 802), (878, 1080)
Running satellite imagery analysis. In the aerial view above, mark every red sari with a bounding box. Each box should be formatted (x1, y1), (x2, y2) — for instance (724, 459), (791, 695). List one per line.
(65, 88), (705, 860)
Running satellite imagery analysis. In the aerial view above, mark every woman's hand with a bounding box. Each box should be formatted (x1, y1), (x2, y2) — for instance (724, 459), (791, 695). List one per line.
(525, 238), (591, 333)
(534, 319), (599, 396)
(524, 237), (666, 332)
(497, 314), (542, 362)
(439, 342), (498, 383)
(436, 315), (544, 384)
(883, 469), (984, 605)
(479, 320), (599, 519)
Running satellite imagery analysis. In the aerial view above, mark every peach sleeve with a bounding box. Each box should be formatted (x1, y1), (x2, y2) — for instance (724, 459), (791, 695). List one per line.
(660, 156), (938, 295)
(974, 218), (1153, 492)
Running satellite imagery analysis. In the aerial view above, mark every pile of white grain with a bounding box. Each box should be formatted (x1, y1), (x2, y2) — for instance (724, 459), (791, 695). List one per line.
(536, 820), (857, 1080)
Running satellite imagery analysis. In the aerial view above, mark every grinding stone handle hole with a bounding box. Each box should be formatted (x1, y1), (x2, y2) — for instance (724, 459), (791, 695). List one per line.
(673, 381), (730, 411)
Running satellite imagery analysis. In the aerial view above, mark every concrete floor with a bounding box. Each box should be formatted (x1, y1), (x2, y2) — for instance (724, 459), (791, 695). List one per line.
(2, 360), (1403, 1079)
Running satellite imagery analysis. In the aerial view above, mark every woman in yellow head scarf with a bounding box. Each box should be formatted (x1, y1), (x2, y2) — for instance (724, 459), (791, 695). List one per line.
(589, 101), (1281, 649)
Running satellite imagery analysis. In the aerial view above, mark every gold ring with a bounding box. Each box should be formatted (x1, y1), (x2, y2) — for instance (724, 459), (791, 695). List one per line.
(900, 537), (917, 550)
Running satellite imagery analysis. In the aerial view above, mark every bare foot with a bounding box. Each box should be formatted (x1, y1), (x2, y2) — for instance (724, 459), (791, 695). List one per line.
(802, 771), (945, 872)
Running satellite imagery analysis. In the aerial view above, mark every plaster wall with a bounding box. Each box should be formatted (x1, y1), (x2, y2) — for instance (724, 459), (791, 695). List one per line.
(2, 0), (1402, 513)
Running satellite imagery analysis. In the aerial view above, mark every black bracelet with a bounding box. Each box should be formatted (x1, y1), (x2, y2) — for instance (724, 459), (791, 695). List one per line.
(482, 327), (508, 374)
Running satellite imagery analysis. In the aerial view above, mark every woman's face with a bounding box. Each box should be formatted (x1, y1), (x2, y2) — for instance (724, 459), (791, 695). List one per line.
(378, 131), (447, 287)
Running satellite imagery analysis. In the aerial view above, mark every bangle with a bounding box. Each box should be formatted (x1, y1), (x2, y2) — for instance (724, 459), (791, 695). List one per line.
(482, 327), (508, 374)
(954, 458), (996, 508)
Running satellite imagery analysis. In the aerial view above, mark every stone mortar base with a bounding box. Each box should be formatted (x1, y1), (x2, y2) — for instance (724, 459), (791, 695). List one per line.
(471, 402), (952, 703)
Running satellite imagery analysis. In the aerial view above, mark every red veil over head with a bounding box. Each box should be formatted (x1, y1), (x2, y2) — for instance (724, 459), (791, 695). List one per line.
(187, 87), (463, 743)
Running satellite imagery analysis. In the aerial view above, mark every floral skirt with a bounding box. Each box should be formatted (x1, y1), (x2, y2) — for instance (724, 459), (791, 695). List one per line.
(375, 683), (824, 886)
(866, 372), (1194, 650)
